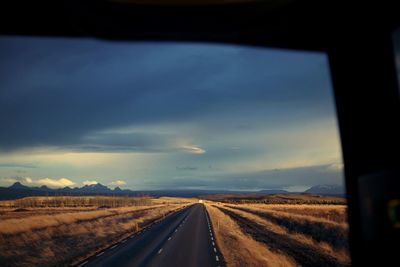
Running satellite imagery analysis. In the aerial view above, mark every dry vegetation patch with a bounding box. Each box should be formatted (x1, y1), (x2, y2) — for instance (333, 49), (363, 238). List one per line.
(205, 201), (350, 267)
(0, 195), (153, 208)
(259, 204), (348, 224)
(229, 205), (349, 252)
(216, 205), (349, 267)
(0, 196), (192, 267)
(205, 204), (297, 267)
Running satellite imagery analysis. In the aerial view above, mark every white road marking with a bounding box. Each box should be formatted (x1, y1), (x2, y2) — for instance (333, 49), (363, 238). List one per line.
(211, 237), (214, 240)
(175, 229), (178, 232)
(216, 256), (220, 261)
(110, 245), (118, 250)
(78, 261), (88, 267)
(96, 251), (105, 257)
(212, 241), (215, 246)
(214, 248), (217, 252)
(168, 237), (172, 241)
(210, 233), (212, 236)
(121, 239), (127, 243)
(158, 248), (163, 254)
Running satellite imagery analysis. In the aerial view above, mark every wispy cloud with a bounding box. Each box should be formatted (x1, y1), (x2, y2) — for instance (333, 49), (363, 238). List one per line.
(82, 180), (98, 185)
(176, 166), (198, 171)
(0, 176), (74, 188)
(180, 145), (205, 154)
(32, 132), (207, 155)
(0, 176), (33, 184)
(36, 178), (75, 187)
(0, 163), (37, 168)
(109, 180), (126, 186)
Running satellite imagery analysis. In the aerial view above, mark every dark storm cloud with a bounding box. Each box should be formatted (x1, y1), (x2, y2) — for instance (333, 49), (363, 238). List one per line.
(0, 37), (332, 152)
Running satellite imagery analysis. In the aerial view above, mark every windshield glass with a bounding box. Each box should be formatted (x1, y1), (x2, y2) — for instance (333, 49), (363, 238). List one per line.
(0, 37), (349, 267)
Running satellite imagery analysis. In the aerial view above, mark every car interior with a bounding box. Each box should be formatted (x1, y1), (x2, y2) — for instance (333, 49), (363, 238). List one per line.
(1, 1), (399, 266)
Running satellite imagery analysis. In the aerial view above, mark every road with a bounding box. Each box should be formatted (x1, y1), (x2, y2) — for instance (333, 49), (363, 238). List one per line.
(80, 204), (222, 267)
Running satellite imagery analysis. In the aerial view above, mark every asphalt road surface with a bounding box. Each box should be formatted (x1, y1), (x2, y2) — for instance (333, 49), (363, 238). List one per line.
(80, 204), (222, 267)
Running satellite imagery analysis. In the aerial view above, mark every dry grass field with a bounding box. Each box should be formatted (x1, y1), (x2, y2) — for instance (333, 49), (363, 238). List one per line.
(0, 194), (349, 267)
(205, 201), (350, 267)
(0, 196), (194, 267)
(203, 193), (346, 205)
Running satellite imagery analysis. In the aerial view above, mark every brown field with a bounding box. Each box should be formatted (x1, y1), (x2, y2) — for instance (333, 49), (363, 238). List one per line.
(0, 194), (350, 267)
(205, 201), (350, 267)
(203, 193), (346, 205)
(0, 196), (194, 267)
(0, 195), (153, 209)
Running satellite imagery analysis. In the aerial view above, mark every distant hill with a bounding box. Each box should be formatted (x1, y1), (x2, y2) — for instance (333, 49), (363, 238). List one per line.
(0, 182), (345, 200)
(305, 185), (345, 196)
(0, 182), (129, 200)
(8, 182), (30, 190)
(0, 183), (231, 200)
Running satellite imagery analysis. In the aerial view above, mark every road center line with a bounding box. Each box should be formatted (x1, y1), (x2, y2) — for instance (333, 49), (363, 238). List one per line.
(158, 248), (163, 254)
(214, 248), (217, 253)
(216, 256), (220, 262)
(110, 245), (118, 250)
(96, 252), (104, 257)
(168, 237), (172, 241)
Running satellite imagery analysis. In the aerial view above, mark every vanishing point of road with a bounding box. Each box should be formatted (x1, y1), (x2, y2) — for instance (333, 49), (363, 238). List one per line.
(80, 203), (223, 267)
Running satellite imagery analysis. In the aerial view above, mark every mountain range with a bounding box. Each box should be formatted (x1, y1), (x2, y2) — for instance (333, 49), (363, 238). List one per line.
(0, 182), (345, 200)
(304, 184), (345, 195)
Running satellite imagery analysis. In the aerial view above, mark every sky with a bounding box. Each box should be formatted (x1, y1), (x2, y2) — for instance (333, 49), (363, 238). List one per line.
(0, 37), (344, 191)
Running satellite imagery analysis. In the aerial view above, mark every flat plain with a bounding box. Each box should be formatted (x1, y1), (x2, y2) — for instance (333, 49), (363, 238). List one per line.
(204, 195), (349, 267)
(0, 196), (193, 267)
(0, 194), (349, 267)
